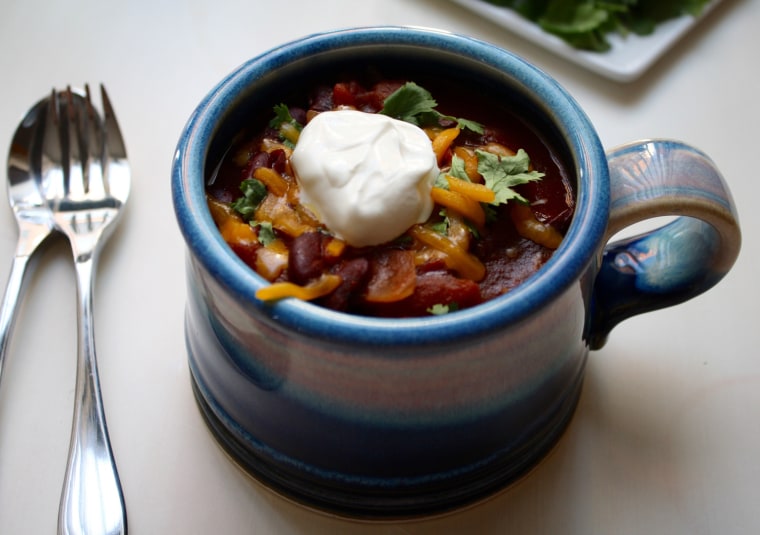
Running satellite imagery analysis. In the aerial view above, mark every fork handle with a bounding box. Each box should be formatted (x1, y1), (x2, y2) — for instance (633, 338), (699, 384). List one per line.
(59, 251), (127, 535)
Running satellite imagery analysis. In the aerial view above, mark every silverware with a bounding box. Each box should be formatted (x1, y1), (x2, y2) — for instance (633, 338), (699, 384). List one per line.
(45, 85), (129, 535)
(0, 96), (57, 388)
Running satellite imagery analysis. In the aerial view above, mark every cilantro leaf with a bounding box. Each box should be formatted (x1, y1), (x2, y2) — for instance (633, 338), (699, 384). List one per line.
(427, 302), (459, 315)
(253, 221), (277, 246)
(434, 172), (450, 190)
(448, 154), (470, 182)
(435, 155), (471, 190)
(430, 208), (451, 235)
(269, 103), (302, 131)
(230, 178), (267, 221)
(483, 0), (711, 52)
(269, 104), (302, 147)
(476, 149), (544, 205)
(452, 116), (486, 134)
(380, 82), (484, 134)
(380, 82), (438, 122)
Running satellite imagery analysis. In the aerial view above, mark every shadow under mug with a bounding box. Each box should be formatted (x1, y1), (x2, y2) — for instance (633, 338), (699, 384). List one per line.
(172, 27), (741, 520)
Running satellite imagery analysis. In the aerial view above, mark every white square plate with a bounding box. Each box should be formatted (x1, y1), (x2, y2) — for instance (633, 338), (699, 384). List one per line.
(449, 0), (721, 82)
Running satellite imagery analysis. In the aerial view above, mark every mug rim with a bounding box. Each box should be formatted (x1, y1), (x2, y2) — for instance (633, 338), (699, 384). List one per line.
(172, 25), (610, 345)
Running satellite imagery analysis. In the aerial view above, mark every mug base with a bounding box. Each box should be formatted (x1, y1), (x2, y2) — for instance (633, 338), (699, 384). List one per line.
(189, 368), (582, 520)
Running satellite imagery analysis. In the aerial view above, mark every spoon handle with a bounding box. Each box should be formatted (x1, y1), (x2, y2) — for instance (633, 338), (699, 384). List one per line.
(58, 249), (126, 535)
(0, 255), (32, 386)
(0, 221), (52, 388)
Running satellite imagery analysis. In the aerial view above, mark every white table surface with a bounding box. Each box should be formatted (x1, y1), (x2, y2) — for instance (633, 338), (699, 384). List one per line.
(0, 1), (757, 533)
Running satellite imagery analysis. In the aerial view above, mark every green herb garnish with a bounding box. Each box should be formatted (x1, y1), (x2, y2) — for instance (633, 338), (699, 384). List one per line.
(253, 221), (277, 246)
(231, 178), (267, 221)
(380, 82), (484, 134)
(447, 155), (471, 183)
(476, 149), (544, 205)
(430, 208), (451, 235)
(483, 0), (711, 52)
(427, 302), (460, 315)
(269, 104), (302, 147)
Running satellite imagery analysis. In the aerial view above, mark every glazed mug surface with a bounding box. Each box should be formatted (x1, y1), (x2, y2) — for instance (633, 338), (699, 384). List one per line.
(171, 26), (740, 519)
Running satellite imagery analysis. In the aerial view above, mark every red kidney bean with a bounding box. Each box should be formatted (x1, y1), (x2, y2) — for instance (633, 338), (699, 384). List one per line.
(318, 258), (371, 312)
(309, 85), (334, 112)
(288, 232), (327, 285)
(269, 149), (288, 174)
(289, 107), (307, 125)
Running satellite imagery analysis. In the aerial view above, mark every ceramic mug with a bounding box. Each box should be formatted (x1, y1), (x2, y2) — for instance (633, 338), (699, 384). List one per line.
(172, 27), (741, 519)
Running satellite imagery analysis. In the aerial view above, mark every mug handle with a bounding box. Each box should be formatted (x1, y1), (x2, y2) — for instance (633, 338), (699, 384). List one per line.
(588, 139), (741, 349)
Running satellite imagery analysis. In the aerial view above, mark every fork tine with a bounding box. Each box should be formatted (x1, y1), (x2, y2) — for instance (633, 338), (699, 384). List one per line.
(82, 84), (106, 198)
(62, 86), (86, 200)
(41, 89), (66, 203)
(100, 85), (127, 160)
(100, 85), (130, 200)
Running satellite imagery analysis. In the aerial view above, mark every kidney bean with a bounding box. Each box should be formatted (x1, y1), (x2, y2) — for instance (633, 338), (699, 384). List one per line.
(269, 149), (288, 174)
(309, 85), (334, 112)
(288, 232), (327, 285)
(204, 150), (271, 202)
(318, 258), (371, 312)
(238, 151), (270, 182)
(289, 106), (307, 125)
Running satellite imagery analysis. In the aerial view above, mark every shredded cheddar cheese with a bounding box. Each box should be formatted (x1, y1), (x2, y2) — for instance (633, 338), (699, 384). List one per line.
(431, 127), (460, 164)
(510, 203), (563, 249)
(207, 197), (236, 226)
(219, 218), (257, 244)
(324, 237), (346, 258)
(253, 167), (289, 197)
(255, 193), (318, 238)
(445, 176), (496, 203)
(431, 187), (486, 228)
(409, 225), (486, 281)
(255, 273), (343, 302)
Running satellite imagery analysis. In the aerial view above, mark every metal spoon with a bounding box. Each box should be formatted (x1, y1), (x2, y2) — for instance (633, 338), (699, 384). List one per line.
(0, 95), (58, 388)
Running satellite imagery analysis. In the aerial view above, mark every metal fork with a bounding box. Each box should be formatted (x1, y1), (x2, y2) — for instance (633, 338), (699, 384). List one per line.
(47, 85), (129, 535)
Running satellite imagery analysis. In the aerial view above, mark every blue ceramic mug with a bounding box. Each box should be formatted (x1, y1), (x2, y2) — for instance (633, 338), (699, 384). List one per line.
(172, 27), (740, 519)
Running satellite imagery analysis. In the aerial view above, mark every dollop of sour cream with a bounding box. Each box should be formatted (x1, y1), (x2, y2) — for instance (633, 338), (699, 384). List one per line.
(290, 109), (438, 247)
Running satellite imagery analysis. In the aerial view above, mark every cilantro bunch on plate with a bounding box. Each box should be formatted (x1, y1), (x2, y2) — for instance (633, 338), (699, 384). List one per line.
(483, 0), (712, 51)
